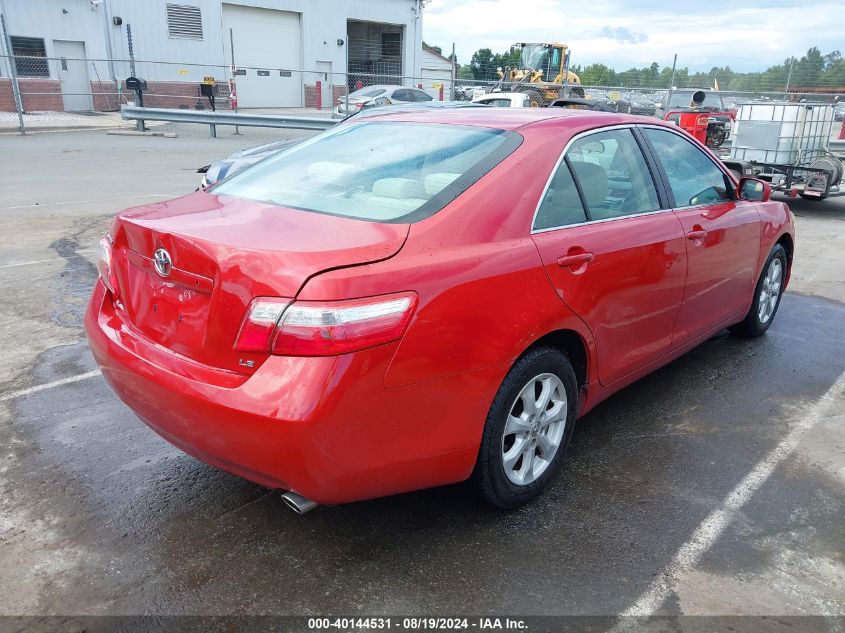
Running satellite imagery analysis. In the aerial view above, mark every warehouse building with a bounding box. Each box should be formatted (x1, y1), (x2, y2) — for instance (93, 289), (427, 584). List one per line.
(0, 0), (427, 111)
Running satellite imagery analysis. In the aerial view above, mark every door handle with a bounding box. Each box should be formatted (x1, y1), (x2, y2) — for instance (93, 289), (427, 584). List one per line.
(556, 252), (594, 268)
(687, 229), (708, 241)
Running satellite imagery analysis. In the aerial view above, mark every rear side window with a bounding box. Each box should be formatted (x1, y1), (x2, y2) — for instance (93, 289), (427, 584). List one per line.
(534, 162), (587, 230)
(566, 129), (660, 221)
(643, 128), (732, 207)
(480, 98), (512, 107)
(212, 122), (521, 223)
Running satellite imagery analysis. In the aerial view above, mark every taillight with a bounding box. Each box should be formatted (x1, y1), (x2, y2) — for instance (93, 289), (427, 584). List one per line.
(234, 298), (290, 352)
(97, 236), (119, 296)
(234, 292), (417, 356)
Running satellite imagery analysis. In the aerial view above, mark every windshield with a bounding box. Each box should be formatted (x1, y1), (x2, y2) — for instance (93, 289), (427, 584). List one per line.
(212, 122), (521, 223)
(520, 44), (561, 80)
(668, 91), (724, 109)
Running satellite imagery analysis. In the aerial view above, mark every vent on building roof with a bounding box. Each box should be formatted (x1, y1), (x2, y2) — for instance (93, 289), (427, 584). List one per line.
(166, 4), (203, 40)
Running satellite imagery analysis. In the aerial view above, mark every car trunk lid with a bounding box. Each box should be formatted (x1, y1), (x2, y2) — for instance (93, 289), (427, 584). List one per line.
(109, 191), (409, 373)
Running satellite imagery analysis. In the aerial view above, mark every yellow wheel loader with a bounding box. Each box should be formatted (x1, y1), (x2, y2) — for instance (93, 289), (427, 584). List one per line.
(494, 42), (583, 107)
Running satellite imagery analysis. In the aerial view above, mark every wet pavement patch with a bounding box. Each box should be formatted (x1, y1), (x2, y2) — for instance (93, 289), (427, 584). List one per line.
(1, 292), (843, 616)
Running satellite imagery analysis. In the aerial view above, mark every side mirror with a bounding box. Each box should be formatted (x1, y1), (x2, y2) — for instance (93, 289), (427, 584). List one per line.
(738, 177), (771, 202)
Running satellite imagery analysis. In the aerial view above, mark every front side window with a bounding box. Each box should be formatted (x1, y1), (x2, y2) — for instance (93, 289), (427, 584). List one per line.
(643, 128), (732, 207)
(566, 129), (660, 221)
(212, 122), (521, 223)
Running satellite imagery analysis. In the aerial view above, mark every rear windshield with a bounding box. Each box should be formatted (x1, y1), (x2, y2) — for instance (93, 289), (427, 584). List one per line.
(212, 121), (521, 223)
(357, 88), (387, 97)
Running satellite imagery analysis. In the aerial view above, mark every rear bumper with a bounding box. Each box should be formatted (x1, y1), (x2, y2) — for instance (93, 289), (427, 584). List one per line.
(85, 281), (499, 504)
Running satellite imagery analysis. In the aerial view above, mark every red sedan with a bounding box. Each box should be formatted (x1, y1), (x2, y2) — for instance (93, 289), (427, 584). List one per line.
(86, 108), (794, 511)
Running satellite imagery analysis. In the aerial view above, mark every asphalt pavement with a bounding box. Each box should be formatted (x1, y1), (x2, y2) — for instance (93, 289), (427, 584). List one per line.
(0, 125), (843, 628)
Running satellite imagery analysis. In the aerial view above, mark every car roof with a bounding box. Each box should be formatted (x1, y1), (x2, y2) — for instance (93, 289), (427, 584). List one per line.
(354, 106), (660, 131)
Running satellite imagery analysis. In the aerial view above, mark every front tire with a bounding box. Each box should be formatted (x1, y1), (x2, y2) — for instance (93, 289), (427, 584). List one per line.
(473, 347), (578, 509)
(730, 244), (787, 338)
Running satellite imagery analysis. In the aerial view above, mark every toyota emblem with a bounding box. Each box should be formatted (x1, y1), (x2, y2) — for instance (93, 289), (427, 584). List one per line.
(153, 248), (172, 277)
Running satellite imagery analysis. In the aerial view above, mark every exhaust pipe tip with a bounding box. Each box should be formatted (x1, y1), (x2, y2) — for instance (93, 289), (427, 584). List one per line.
(281, 491), (319, 514)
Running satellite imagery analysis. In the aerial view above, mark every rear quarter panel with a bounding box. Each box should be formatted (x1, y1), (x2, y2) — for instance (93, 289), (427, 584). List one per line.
(755, 200), (795, 287)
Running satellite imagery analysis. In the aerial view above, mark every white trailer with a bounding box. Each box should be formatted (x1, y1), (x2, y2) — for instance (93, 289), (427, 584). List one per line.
(721, 102), (843, 201)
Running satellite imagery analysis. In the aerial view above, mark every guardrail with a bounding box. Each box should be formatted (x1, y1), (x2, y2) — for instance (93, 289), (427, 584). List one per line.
(120, 105), (336, 137)
(830, 139), (845, 156)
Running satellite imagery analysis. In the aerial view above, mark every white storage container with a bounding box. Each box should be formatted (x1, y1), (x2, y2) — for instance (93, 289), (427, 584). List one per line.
(730, 102), (834, 166)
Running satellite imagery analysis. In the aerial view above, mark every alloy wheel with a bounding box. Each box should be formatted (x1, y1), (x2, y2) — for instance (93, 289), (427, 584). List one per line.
(758, 257), (783, 324)
(501, 373), (567, 486)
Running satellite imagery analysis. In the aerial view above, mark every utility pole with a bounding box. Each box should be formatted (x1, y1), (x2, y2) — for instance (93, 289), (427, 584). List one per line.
(668, 53), (677, 105)
(668, 53), (677, 88)
(784, 56), (795, 99)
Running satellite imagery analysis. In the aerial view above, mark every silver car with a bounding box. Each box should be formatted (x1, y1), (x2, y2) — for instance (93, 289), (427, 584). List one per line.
(332, 84), (433, 118)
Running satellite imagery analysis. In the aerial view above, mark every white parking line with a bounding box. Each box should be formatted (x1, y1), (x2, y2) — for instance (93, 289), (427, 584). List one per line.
(619, 371), (845, 617)
(0, 370), (102, 403)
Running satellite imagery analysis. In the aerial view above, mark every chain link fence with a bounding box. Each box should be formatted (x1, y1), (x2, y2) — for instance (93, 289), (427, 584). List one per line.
(2, 53), (844, 136)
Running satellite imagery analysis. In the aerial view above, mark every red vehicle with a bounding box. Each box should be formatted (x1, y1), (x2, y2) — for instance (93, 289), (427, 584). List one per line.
(663, 90), (734, 149)
(86, 108), (795, 512)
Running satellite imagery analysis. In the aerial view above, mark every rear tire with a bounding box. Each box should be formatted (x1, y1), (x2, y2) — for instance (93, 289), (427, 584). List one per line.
(473, 347), (578, 509)
(730, 244), (787, 338)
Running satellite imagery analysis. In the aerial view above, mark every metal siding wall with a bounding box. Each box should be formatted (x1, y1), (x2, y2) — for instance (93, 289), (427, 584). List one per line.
(107, 0), (224, 82)
(1, 0), (421, 81)
(1, 0), (109, 75)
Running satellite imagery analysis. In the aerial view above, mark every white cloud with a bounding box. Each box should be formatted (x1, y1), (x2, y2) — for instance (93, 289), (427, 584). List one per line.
(423, 0), (842, 72)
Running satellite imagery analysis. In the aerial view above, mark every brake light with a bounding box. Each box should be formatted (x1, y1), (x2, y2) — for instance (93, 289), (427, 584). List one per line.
(234, 298), (290, 352)
(97, 236), (119, 296)
(234, 292), (417, 356)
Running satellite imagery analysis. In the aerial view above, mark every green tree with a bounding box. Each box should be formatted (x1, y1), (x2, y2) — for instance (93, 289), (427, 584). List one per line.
(470, 48), (496, 80)
(422, 41), (443, 56)
(460, 46), (845, 92)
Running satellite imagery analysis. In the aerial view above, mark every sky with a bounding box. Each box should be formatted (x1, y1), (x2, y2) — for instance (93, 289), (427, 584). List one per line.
(422, 0), (843, 73)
